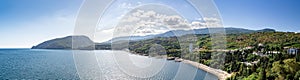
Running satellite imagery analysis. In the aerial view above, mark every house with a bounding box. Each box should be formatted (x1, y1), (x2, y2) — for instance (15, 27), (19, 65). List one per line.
(285, 48), (300, 62)
(257, 43), (265, 52)
(287, 48), (299, 55)
(245, 46), (253, 50)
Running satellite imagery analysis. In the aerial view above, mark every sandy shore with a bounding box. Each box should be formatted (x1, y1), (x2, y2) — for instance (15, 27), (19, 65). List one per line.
(127, 51), (231, 79)
(182, 60), (232, 80)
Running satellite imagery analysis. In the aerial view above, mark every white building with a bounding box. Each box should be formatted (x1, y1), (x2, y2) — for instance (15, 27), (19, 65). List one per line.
(287, 48), (299, 55)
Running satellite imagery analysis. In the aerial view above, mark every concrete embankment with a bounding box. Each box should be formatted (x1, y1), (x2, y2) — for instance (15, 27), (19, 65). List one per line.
(182, 60), (232, 80)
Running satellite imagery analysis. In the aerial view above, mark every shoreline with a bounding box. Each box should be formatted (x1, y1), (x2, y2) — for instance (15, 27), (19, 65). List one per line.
(28, 49), (231, 79)
(182, 59), (231, 80)
(128, 51), (231, 80)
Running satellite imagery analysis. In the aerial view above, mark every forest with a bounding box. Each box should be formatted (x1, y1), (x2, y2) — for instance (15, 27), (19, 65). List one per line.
(128, 32), (300, 80)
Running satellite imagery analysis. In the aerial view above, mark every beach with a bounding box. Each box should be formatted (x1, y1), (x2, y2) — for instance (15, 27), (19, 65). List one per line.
(182, 60), (232, 80)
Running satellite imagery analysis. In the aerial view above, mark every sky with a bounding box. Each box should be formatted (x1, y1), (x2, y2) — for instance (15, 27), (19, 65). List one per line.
(0, 0), (300, 48)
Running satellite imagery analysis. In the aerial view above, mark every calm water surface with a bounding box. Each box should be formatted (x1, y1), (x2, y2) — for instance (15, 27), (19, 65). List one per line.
(0, 49), (217, 80)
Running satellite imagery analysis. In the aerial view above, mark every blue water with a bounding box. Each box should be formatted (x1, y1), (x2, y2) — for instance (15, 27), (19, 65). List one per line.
(0, 49), (218, 80)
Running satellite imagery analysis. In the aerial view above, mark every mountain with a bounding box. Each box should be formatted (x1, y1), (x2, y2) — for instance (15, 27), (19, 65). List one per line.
(106, 35), (156, 43)
(32, 36), (94, 50)
(157, 28), (254, 37)
(32, 27), (276, 50)
(103, 28), (276, 43)
(256, 28), (276, 32)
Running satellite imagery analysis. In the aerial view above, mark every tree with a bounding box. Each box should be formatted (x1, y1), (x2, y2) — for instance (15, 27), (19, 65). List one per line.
(258, 68), (266, 80)
(294, 70), (300, 80)
(243, 73), (258, 80)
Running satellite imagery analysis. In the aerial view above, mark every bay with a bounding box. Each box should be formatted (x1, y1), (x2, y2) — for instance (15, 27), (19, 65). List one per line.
(0, 49), (217, 80)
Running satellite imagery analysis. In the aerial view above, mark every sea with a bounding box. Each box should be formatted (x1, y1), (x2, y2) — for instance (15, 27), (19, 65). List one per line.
(0, 49), (218, 80)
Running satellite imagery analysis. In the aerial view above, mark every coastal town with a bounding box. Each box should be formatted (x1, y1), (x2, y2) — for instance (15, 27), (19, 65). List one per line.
(128, 31), (300, 80)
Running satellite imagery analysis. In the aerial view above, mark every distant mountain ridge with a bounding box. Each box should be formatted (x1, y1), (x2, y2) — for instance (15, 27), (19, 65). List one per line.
(32, 27), (276, 50)
(103, 28), (275, 44)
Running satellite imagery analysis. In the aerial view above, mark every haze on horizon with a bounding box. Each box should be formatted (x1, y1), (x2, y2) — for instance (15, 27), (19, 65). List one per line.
(0, 0), (300, 48)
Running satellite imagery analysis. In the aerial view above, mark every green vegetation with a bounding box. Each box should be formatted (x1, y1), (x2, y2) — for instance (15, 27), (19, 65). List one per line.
(33, 29), (300, 79)
(32, 36), (95, 49)
(129, 37), (181, 57)
(226, 32), (300, 49)
(128, 32), (300, 80)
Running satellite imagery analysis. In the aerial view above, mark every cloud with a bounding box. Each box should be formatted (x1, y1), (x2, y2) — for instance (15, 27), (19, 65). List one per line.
(119, 2), (134, 9)
(113, 8), (221, 37)
(137, 2), (142, 5)
(97, 2), (139, 31)
(96, 4), (222, 40)
(94, 28), (115, 42)
(202, 17), (222, 27)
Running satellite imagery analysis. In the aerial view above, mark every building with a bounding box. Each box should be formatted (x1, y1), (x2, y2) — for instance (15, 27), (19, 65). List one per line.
(284, 48), (300, 62)
(287, 48), (299, 55)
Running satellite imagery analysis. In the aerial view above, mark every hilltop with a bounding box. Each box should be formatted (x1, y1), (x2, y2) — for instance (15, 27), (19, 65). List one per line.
(32, 27), (276, 50)
(32, 36), (94, 50)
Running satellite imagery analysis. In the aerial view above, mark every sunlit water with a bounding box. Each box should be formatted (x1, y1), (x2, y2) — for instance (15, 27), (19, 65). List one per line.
(0, 49), (217, 80)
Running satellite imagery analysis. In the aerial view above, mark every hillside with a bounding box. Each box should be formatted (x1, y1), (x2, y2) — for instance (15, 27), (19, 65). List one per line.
(32, 36), (94, 50)
(102, 27), (275, 44)
(31, 28), (300, 79)
(226, 32), (300, 49)
(32, 28), (277, 50)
